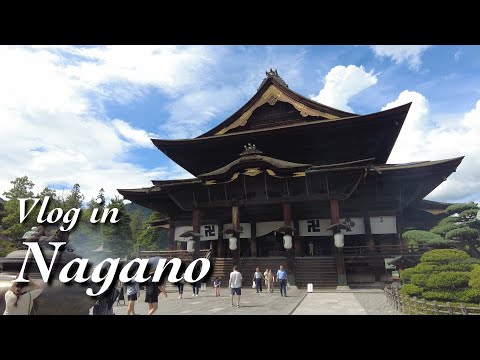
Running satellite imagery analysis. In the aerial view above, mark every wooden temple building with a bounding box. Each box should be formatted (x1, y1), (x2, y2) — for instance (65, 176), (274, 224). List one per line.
(118, 70), (464, 288)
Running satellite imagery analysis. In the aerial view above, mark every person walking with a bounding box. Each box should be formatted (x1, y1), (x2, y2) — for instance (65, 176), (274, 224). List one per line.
(145, 275), (162, 315)
(229, 266), (242, 308)
(3, 274), (43, 315)
(125, 279), (140, 315)
(177, 275), (185, 299)
(265, 269), (274, 293)
(213, 277), (221, 297)
(276, 265), (288, 297)
(253, 267), (263, 293)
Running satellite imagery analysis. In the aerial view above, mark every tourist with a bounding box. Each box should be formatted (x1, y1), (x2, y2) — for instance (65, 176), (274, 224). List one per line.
(213, 277), (221, 297)
(3, 274), (43, 315)
(191, 281), (201, 297)
(125, 279), (140, 315)
(253, 267), (263, 293)
(92, 286), (119, 315)
(177, 274), (185, 299)
(145, 275), (162, 315)
(117, 280), (126, 306)
(229, 265), (242, 308)
(263, 268), (269, 286)
(276, 265), (288, 297)
(265, 269), (274, 293)
(308, 241), (314, 256)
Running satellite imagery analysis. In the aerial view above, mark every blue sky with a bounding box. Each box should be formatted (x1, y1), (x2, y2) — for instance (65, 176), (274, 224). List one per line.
(0, 45), (479, 204)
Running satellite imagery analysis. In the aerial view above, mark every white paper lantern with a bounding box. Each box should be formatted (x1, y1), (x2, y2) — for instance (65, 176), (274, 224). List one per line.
(283, 234), (293, 249)
(334, 233), (344, 248)
(229, 236), (237, 251)
(187, 239), (195, 253)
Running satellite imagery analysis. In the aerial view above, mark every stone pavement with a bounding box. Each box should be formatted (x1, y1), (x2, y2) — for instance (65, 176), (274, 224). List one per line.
(103, 285), (394, 315)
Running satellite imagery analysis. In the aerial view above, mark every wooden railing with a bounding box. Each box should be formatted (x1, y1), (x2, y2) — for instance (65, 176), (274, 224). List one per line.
(384, 286), (480, 315)
(343, 244), (428, 258)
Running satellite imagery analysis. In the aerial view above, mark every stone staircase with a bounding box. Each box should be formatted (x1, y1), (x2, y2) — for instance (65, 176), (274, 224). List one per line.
(294, 257), (338, 289)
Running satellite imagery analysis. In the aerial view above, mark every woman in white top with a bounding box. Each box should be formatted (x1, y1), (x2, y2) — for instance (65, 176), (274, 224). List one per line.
(3, 274), (43, 315)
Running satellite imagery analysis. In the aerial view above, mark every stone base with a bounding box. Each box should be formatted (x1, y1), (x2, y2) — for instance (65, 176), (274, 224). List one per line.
(336, 285), (351, 292)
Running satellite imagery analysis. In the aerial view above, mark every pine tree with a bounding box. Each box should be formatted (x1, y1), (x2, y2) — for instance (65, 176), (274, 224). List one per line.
(101, 196), (133, 257)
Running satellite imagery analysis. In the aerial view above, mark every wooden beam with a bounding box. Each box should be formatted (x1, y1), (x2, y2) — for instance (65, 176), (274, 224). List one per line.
(330, 199), (340, 224)
(217, 222), (224, 258)
(192, 208), (200, 259)
(168, 221), (175, 251)
(232, 205), (240, 265)
(250, 221), (257, 257)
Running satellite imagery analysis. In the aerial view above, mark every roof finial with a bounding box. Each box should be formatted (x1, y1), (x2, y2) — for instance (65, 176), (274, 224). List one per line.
(259, 68), (288, 90)
(240, 143), (263, 156)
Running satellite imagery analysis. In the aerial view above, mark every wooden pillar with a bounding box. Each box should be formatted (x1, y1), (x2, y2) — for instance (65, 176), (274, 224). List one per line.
(250, 221), (257, 257)
(232, 205), (240, 265)
(283, 202), (295, 281)
(217, 222), (224, 258)
(330, 199), (348, 288)
(168, 221), (175, 251)
(396, 200), (406, 250)
(294, 219), (302, 257)
(363, 209), (374, 251)
(192, 208), (200, 260)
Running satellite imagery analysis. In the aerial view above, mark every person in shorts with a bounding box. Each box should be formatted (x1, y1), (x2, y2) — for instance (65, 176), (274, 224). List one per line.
(125, 279), (140, 315)
(228, 265), (242, 308)
(144, 276), (162, 315)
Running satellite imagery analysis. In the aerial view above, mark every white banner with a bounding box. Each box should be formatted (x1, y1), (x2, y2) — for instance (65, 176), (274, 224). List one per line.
(299, 218), (365, 236)
(339, 217), (365, 235)
(222, 223), (252, 239)
(299, 219), (332, 236)
(255, 221), (285, 237)
(174, 224), (219, 241)
(370, 216), (397, 234)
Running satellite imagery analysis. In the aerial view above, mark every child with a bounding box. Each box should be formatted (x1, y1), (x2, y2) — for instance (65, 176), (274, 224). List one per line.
(213, 277), (221, 297)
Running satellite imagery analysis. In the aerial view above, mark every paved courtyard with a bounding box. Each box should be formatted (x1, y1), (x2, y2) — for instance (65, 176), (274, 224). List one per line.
(101, 285), (397, 315)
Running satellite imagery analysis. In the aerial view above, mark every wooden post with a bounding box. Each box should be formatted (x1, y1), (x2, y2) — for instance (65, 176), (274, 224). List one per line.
(421, 298), (427, 315)
(446, 302), (453, 315)
(432, 300), (439, 315)
(362, 209), (374, 251)
(331, 199), (348, 288)
(217, 222), (224, 258)
(232, 205), (240, 266)
(396, 199), (406, 249)
(192, 208), (200, 260)
(294, 220), (302, 257)
(168, 222), (175, 251)
(250, 221), (257, 257)
(460, 303), (468, 315)
(283, 202), (295, 283)
(413, 296), (418, 315)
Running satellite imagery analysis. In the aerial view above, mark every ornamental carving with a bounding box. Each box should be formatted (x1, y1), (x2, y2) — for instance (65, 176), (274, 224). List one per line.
(215, 85), (340, 135)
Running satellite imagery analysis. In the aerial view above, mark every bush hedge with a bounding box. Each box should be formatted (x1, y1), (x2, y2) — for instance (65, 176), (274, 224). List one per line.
(420, 249), (470, 264)
(422, 288), (480, 303)
(469, 265), (480, 291)
(410, 274), (429, 287)
(426, 272), (471, 290)
(402, 230), (447, 247)
(400, 284), (423, 297)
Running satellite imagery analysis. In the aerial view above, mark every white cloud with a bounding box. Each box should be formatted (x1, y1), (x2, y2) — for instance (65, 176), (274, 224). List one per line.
(454, 49), (463, 63)
(369, 45), (432, 70)
(311, 65), (378, 112)
(0, 45), (212, 202)
(386, 91), (480, 203)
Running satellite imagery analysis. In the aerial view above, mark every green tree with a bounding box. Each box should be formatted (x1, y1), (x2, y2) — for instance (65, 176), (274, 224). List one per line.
(136, 213), (168, 254)
(1, 176), (36, 239)
(129, 209), (144, 255)
(101, 196), (132, 258)
(63, 183), (84, 211)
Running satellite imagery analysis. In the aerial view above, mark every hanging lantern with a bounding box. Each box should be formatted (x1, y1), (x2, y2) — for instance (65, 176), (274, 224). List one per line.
(334, 233), (344, 248)
(229, 236), (237, 251)
(187, 239), (195, 253)
(283, 234), (293, 249)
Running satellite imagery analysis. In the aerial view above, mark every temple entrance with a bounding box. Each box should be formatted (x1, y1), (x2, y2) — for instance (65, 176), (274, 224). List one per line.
(257, 231), (286, 257)
(304, 237), (334, 256)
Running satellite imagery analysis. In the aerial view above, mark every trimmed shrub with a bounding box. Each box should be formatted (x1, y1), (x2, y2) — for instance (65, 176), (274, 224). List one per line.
(413, 263), (440, 274)
(437, 216), (460, 226)
(458, 209), (480, 219)
(446, 202), (478, 215)
(423, 289), (480, 303)
(430, 224), (457, 237)
(469, 265), (480, 291)
(426, 272), (471, 290)
(402, 230), (446, 247)
(436, 263), (474, 272)
(400, 267), (416, 282)
(400, 284), (423, 297)
(420, 249), (470, 264)
(445, 227), (479, 241)
(410, 274), (429, 287)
